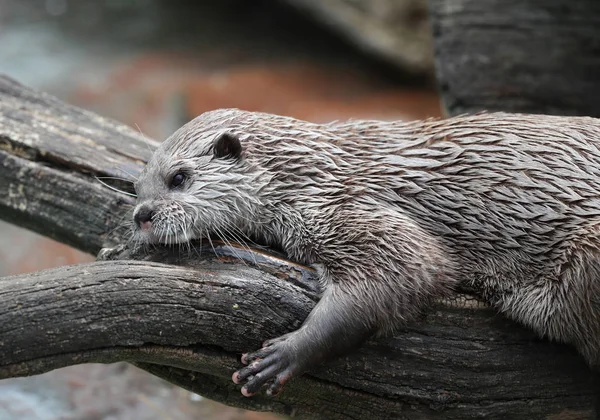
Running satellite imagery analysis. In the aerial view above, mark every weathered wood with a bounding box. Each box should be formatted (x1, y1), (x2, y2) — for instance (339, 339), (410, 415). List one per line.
(0, 75), (599, 419)
(0, 74), (151, 252)
(1, 245), (598, 420)
(429, 0), (600, 117)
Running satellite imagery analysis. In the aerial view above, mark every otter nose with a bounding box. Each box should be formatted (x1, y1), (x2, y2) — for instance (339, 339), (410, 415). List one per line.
(134, 205), (155, 230)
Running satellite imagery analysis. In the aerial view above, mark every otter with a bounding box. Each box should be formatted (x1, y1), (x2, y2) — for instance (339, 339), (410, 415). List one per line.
(131, 108), (600, 397)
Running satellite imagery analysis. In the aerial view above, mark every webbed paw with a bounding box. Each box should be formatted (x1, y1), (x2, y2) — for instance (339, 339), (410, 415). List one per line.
(232, 335), (299, 397)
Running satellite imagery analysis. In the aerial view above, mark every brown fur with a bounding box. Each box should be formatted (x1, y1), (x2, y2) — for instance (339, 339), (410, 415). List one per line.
(133, 109), (600, 395)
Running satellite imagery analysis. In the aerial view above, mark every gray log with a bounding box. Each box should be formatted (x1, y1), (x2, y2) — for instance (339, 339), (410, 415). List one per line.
(0, 75), (598, 419)
(429, 0), (600, 117)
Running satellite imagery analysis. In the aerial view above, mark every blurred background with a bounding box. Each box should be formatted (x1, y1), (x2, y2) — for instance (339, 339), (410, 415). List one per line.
(0, 0), (441, 418)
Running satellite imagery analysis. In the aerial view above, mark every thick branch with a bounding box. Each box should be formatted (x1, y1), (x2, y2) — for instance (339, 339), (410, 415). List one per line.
(0, 75), (598, 419)
(1, 246), (597, 419)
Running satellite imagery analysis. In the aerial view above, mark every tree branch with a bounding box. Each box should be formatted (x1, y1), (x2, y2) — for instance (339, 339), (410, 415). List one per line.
(0, 75), (598, 419)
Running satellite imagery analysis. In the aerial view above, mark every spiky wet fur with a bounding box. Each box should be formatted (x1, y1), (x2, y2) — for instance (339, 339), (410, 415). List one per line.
(134, 109), (600, 393)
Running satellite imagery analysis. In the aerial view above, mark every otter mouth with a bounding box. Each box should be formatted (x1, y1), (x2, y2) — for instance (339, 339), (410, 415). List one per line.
(135, 225), (199, 246)
(132, 213), (200, 245)
(132, 200), (200, 245)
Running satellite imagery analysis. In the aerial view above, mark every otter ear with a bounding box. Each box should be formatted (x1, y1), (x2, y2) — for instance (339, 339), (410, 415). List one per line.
(213, 132), (242, 160)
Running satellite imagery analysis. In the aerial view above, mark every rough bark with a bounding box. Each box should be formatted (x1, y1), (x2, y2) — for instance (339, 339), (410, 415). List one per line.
(429, 0), (600, 117)
(0, 75), (598, 419)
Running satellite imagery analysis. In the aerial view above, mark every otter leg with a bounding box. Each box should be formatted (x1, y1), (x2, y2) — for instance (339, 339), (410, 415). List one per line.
(233, 208), (457, 396)
(233, 284), (374, 396)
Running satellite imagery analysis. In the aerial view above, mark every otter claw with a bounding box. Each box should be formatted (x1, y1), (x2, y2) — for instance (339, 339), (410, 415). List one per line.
(242, 366), (282, 395)
(233, 340), (298, 396)
(241, 387), (255, 397)
(234, 356), (272, 384)
(232, 371), (241, 384)
(266, 373), (291, 396)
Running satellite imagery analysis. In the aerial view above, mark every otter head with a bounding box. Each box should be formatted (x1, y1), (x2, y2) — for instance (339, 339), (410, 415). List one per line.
(131, 126), (263, 245)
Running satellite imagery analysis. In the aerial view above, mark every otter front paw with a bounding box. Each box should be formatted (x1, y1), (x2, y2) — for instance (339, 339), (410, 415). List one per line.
(232, 336), (300, 397)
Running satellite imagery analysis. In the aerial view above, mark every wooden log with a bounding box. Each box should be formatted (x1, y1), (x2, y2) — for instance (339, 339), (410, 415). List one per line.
(429, 0), (600, 117)
(0, 75), (598, 419)
(0, 74), (151, 252)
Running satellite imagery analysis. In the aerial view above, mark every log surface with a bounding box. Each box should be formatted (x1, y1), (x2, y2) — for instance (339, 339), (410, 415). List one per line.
(0, 75), (598, 419)
(429, 0), (600, 117)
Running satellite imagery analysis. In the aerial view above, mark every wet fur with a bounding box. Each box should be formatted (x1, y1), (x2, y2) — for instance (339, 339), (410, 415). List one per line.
(133, 109), (600, 394)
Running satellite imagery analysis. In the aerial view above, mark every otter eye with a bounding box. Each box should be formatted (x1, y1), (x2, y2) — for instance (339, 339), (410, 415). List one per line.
(170, 172), (185, 188)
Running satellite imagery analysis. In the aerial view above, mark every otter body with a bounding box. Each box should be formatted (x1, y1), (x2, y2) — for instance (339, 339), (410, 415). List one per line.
(133, 109), (600, 396)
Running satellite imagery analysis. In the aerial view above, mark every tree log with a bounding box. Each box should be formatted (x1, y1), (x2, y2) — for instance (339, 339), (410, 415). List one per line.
(0, 75), (598, 419)
(429, 0), (600, 117)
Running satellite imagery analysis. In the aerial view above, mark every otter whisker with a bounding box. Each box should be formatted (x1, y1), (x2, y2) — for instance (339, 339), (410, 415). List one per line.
(167, 219), (175, 246)
(96, 176), (135, 183)
(115, 167), (139, 181)
(229, 224), (268, 250)
(204, 228), (218, 258)
(94, 176), (137, 197)
(135, 123), (156, 156)
(105, 206), (136, 243)
(181, 219), (196, 258)
(213, 225), (248, 267)
(186, 215), (201, 259)
(155, 222), (168, 245)
(224, 226), (258, 266)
